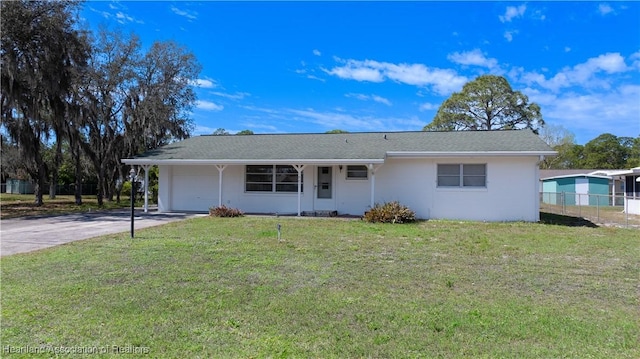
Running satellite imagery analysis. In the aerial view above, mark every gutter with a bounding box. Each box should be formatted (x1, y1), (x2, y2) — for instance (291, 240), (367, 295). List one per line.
(385, 151), (558, 158)
(121, 158), (386, 166)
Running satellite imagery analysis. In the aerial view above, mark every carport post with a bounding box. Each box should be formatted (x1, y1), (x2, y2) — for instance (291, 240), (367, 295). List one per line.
(368, 164), (379, 209)
(130, 167), (135, 238)
(216, 165), (227, 207)
(293, 165), (306, 216)
(142, 165), (151, 213)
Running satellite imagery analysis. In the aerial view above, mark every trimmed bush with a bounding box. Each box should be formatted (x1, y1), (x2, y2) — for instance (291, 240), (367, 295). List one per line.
(363, 201), (416, 224)
(209, 205), (244, 217)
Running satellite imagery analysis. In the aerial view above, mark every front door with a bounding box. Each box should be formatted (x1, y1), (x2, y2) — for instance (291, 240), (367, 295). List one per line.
(315, 166), (335, 210)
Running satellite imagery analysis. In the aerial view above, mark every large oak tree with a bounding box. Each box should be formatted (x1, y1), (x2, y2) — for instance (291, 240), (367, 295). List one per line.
(424, 75), (544, 133)
(1, 0), (90, 205)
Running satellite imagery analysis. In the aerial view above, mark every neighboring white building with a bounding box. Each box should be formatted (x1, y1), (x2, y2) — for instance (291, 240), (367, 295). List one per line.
(605, 167), (640, 215)
(122, 130), (556, 222)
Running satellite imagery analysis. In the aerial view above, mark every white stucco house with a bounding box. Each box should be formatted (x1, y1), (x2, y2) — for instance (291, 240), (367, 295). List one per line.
(122, 130), (555, 222)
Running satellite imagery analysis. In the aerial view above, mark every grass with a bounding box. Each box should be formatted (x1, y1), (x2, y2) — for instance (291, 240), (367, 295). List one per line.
(0, 193), (143, 220)
(1, 216), (639, 358)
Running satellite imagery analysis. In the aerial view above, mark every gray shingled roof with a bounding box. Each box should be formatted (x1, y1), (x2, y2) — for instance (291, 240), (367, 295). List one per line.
(126, 130), (554, 163)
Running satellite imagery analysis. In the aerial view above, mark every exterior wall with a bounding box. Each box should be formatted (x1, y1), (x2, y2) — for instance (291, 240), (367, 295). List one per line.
(542, 181), (558, 205)
(540, 176), (611, 207)
(374, 158), (432, 218)
(428, 156), (540, 222)
(157, 156), (541, 221)
(158, 165), (172, 212)
(335, 166), (373, 215)
(556, 178), (576, 205)
(222, 165), (312, 214)
(588, 177), (609, 206)
(159, 165), (313, 214)
(626, 198), (640, 215)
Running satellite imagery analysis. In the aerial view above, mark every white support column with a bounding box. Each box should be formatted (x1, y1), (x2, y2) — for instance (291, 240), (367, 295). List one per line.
(141, 165), (151, 213)
(293, 165), (306, 216)
(368, 164), (378, 209)
(215, 165), (227, 207)
(611, 178), (616, 206)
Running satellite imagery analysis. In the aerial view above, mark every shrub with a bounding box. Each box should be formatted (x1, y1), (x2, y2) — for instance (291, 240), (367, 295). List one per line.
(363, 201), (416, 224)
(209, 205), (244, 217)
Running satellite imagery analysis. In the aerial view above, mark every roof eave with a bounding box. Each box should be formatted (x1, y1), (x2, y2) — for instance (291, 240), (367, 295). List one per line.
(385, 151), (558, 158)
(121, 158), (386, 166)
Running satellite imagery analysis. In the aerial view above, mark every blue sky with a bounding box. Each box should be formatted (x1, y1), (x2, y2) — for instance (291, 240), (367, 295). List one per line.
(80, 1), (640, 145)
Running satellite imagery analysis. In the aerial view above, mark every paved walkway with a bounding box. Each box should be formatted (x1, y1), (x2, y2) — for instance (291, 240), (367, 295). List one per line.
(0, 209), (204, 257)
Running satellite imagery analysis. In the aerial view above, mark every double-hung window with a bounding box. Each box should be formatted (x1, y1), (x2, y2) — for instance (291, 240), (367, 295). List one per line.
(245, 165), (303, 192)
(437, 164), (486, 187)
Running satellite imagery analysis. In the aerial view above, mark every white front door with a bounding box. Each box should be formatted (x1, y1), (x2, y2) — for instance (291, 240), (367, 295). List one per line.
(315, 166), (335, 210)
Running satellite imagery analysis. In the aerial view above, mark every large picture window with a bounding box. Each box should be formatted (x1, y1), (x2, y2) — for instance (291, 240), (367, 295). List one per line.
(346, 165), (368, 180)
(246, 165), (303, 192)
(437, 164), (486, 187)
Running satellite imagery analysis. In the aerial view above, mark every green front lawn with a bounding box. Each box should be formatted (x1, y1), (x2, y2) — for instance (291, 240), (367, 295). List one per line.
(1, 217), (638, 358)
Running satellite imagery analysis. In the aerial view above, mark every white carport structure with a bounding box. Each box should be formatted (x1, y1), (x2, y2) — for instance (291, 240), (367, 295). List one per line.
(123, 158), (384, 217)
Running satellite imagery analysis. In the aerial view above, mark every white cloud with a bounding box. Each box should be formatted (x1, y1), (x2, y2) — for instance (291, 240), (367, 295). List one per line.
(287, 108), (423, 132)
(324, 58), (467, 95)
(212, 91), (249, 100)
(371, 95), (392, 106)
(504, 30), (517, 42)
(419, 102), (439, 112)
(307, 74), (326, 82)
(193, 124), (219, 136)
(531, 9), (546, 21)
(630, 51), (640, 70)
(564, 47), (572, 53)
(345, 93), (392, 106)
(519, 52), (630, 91)
(196, 100), (224, 111)
(499, 5), (526, 23)
(193, 78), (216, 88)
(324, 60), (385, 82)
(90, 6), (143, 25)
(535, 85), (640, 141)
(447, 49), (498, 69)
(598, 3), (614, 16)
(313, 49), (322, 56)
(171, 5), (198, 20)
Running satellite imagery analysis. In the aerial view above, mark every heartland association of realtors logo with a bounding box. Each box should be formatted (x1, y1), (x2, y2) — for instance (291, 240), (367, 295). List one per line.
(2, 345), (150, 355)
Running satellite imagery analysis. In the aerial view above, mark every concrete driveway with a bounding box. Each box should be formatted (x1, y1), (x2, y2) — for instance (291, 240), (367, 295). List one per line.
(0, 210), (204, 257)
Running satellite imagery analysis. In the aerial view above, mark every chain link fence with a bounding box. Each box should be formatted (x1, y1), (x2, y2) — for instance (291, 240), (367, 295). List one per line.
(540, 192), (640, 228)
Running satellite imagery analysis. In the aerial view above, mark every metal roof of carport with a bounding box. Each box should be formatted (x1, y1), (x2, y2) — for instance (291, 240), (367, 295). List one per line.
(122, 130), (556, 165)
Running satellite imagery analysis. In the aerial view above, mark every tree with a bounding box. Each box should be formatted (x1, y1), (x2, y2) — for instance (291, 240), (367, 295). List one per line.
(626, 137), (640, 168)
(78, 28), (200, 205)
(236, 129), (254, 135)
(1, 0), (90, 205)
(325, 129), (349, 134)
(539, 124), (578, 169)
(212, 128), (230, 135)
(582, 134), (628, 169)
(424, 75), (544, 133)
